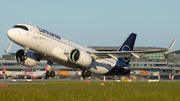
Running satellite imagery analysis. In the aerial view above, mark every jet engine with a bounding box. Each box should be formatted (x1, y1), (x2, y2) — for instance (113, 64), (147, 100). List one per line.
(69, 49), (92, 67)
(16, 49), (37, 67)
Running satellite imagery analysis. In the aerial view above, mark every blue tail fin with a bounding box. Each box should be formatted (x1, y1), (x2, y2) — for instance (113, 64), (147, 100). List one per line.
(117, 33), (137, 65)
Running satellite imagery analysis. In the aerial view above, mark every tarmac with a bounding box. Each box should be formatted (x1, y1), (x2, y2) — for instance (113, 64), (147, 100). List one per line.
(0, 79), (81, 85)
(0, 79), (180, 85)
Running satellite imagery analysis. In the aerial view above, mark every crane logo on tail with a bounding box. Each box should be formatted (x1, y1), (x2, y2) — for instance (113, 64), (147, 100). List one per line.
(122, 45), (131, 62)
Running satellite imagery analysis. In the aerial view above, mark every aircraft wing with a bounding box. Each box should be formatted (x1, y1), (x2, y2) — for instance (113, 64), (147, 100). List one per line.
(124, 67), (159, 70)
(90, 39), (176, 60)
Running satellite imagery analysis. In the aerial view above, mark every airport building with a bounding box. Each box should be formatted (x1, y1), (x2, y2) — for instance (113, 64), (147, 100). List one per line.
(1, 46), (180, 80)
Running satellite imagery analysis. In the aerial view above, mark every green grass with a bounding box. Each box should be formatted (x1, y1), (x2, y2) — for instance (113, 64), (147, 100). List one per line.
(0, 81), (180, 101)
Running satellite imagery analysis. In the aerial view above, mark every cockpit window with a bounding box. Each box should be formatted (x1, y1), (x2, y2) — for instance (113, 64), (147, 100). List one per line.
(13, 25), (29, 31)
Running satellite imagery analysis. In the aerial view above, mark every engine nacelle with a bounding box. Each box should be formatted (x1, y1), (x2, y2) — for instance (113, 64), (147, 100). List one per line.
(69, 49), (92, 67)
(51, 47), (68, 61)
(16, 49), (37, 67)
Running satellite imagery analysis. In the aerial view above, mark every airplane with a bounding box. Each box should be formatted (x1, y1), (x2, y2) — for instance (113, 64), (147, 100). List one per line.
(5, 23), (176, 78)
(25, 65), (49, 79)
(0, 66), (6, 77)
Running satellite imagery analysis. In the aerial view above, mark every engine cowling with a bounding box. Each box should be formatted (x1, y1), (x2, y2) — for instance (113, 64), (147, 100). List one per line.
(51, 47), (68, 61)
(16, 49), (37, 67)
(69, 49), (92, 67)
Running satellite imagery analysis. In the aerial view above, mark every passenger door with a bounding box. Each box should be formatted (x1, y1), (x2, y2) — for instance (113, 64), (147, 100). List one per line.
(33, 27), (38, 39)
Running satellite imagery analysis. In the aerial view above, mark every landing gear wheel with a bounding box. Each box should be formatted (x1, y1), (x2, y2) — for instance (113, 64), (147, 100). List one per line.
(50, 71), (55, 77)
(86, 71), (91, 77)
(46, 71), (51, 77)
(81, 70), (91, 78)
(81, 70), (86, 77)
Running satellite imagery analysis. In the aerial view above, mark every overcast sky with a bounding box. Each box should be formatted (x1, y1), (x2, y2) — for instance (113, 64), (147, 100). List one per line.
(0, 1), (179, 57)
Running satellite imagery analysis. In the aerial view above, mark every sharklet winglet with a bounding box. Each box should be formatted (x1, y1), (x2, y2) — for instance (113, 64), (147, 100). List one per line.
(166, 39), (176, 51)
(5, 42), (12, 53)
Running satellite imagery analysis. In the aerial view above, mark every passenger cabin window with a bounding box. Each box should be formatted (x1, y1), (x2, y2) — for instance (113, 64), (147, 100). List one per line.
(13, 25), (29, 31)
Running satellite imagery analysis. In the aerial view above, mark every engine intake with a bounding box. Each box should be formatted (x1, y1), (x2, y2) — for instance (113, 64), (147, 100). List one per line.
(69, 49), (92, 67)
(16, 49), (37, 67)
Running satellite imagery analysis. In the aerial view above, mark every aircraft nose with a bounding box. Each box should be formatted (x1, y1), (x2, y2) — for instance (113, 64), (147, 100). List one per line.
(7, 29), (15, 39)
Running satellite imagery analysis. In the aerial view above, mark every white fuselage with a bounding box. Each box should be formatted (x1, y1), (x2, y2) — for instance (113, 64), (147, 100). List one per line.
(7, 24), (117, 75)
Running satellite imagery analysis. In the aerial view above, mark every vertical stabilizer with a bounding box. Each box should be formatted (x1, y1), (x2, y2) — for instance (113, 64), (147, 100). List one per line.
(117, 33), (137, 65)
(2, 66), (6, 74)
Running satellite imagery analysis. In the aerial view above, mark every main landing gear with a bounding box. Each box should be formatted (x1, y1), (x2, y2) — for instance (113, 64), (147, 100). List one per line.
(46, 61), (55, 77)
(81, 70), (91, 78)
(46, 71), (55, 77)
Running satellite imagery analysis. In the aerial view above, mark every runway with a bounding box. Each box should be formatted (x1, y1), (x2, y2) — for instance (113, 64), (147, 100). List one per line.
(0, 79), (122, 85)
(0, 79), (77, 85)
(0, 79), (102, 85)
(0, 79), (180, 85)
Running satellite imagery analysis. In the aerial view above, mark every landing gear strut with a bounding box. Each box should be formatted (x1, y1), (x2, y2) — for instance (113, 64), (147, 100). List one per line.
(81, 70), (91, 78)
(46, 61), (55, 77)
